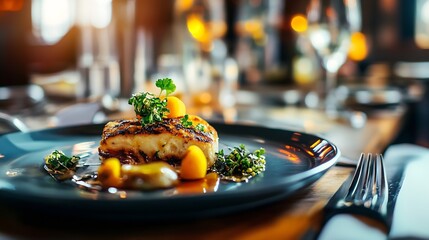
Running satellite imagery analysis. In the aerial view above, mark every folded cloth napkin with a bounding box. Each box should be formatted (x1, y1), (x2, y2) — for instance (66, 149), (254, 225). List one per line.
(318, 143), (429, 240)
(388, 144), (429, 239)
(318, 214), (386, 240)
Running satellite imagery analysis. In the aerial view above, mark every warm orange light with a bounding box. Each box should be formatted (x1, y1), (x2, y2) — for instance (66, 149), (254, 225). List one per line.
(326, 7), (335, 19)
(0, 0), (23, 11)
(348, 32), (368, 61)
(119, 191), (127, 199)
(279, 149), (301, 163)
(187, 14), (207, 42)
(175, 173), (219, 194)
(319, 146), (333, 159)
(186, 13), (226, 46)
(175, 0), (194, 13)
(279, 146), (302, 164)
(244, 20), (260, 34)
(291, 15), (308, 33)
(241, 19), (264, 41)
(305, 149), (315, 157)
(196, 91), (212, 105)
(310, 139), (321, 149)
(210, 21), (227, 39)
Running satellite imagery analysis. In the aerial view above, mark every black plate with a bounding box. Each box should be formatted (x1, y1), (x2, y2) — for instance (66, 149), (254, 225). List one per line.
(0, 122), (340, 221)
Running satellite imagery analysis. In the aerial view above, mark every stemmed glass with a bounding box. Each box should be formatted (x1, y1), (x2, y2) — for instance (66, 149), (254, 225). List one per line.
(174, 0), (228, 116)
(306, 0), (361, 114)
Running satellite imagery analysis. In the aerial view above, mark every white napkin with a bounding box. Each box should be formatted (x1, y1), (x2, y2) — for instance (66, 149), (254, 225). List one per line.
(388, 144), (429, 239)
(318, 214), (386, 240)
(319, 143), (429, 239)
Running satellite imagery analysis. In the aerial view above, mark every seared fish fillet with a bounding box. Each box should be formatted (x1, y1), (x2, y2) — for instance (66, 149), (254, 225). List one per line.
(98, 115), (218, 167)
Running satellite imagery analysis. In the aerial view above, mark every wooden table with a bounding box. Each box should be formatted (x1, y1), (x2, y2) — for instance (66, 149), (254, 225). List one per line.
(0, 106), (405, 239)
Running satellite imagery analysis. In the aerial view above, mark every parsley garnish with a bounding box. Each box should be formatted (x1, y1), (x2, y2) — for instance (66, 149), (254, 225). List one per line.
(128, 78), (176, 126)
(181, 114), (193, 127)
(211, 144), (266, 182)
(155, 78), (176, 97)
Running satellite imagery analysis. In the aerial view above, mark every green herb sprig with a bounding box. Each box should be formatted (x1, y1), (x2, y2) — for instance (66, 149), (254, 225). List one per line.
(211, 144), (266, 182)
(180, 114), (193, 128)
(44, 150), (80, 173)
(155, 78), (176, 97)
(128, 78), (176, 126)
(180, 114), (206, 132)
(195, 123), (205, 132)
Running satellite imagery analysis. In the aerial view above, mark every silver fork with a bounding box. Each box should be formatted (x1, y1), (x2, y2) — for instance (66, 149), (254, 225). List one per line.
(324, 153), (389, 226)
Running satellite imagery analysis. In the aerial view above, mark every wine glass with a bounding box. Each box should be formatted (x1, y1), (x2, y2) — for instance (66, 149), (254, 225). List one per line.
(306, 0), (361, 114)
(174, 0), (228, 116)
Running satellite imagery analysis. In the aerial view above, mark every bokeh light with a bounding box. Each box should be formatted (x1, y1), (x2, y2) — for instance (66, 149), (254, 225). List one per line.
(348, 31), (368, 61)
(291, 14), (308, 33)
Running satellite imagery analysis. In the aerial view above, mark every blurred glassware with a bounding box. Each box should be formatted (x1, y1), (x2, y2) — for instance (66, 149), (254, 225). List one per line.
(414, 0), (429, 49)
(234, 0), (285, 85)
(219, 57), (239, 122)
(133, 27), (154, 94)
(75, 0), (124, 100)
(113, 0), (137, 98)
(31, 0), (75, 45)
(150, 53), (186, 98)
(305, 0), (361, 114)
(292, 33), (320, 90)
(174, 0), (228, 117)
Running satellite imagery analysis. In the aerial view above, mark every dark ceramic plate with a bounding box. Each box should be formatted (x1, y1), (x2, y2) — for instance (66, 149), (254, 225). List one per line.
(0, 122), (340, 221)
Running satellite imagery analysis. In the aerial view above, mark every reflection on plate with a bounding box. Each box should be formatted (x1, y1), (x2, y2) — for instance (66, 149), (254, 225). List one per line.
(0, 122), (340, 221)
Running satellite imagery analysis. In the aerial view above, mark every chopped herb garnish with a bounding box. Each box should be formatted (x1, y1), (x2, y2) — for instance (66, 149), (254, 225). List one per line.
(44, 150), (80, 175)
(128, 92), (168, 125)
(128, 78), (176, 126)
(180, 115), (206, 132)
(211, 144), (266, 182)
(195, 123), (205, 132)
(181, 114), (193, 128)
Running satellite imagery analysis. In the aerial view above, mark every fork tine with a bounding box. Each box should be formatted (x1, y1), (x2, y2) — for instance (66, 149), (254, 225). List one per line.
(362, 153), (377, 207)
(356, 153), (373, 205)
(373, 154), (388, 213)
(345, 153), (388, 213)
(344, 153), (368, 203)
(325, 152), (389, 229)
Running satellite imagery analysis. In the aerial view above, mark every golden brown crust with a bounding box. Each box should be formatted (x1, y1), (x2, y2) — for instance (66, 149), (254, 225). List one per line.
(98, 116), (218, 166)
(100, 117), (216, 145)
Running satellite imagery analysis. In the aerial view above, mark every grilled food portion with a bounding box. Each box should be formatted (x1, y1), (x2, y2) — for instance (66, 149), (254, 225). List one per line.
(98, 115), (218, 167)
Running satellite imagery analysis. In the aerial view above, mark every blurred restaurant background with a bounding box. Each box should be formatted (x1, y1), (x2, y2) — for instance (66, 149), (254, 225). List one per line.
(0, 0), (429, 146)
